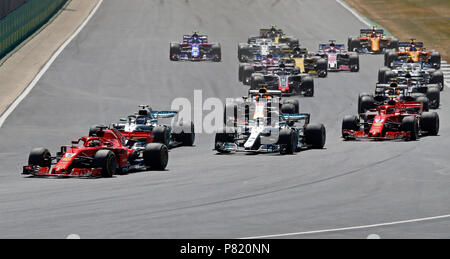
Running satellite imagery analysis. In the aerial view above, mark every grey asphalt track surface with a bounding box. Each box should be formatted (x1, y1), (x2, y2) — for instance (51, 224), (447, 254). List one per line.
(0, 0), (449, 239)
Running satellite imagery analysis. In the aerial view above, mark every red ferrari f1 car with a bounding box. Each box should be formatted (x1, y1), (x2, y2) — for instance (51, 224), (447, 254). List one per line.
(23, 126), (168, 177)
(342, 99), (439, 141)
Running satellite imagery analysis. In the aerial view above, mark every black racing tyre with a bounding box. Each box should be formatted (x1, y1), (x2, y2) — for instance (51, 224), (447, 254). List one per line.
(359, 95), (375, 114)
(388, 37), (399, 49)
(301, 76), (314, 97)
(28, 148), (52, 167)
(349, 53), (359, 72)
(250, 73), (265, 90)
(289, 38), (300, 48)
(342, 115), (359, 139)
(170, 42), (180, 61)
(278, 128), (297, 154)
(401, 116), (419, 141)
(430, 51), (441, 68)
(415, 96), (430, 112)
(242, 65), (255, 85)
(238, 63), (249, 82)
(420, 112), (439, 136)
(153, 126), (169, 146)
(238, 43), (250, 62)
(316, 58), (328, 77)
(383, 70), (396, 84)
(281, 103), (296, 114)
(212, 43), (221, 62)
(178, 121), (195, 146)
(348, 37), (361, 52)
(214, 130), (235, 153)
(93, 150), (117, 177)
(89, 125), (101, 137)
(224, 103), (238, 126)
(384, 50), (397, 67)
(378, 67), (391, 83)
(143, 143), (169, 170)
(282, 99), (300, 113)
(430, 70), (444, 91)
(426, 87), (440, 109)
(305, 123), (326, 148)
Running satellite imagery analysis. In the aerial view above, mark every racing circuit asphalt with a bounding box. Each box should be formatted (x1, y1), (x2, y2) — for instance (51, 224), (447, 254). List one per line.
(0, 0), (449, 239)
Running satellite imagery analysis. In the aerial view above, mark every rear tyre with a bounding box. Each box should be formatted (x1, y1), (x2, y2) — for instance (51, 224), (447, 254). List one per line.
(153, 126), (169, 146)
(301, 76), (314, 97)
(347, 37), (360, 52)
(349, 53), (359, 72)
(415, 96), (430, 112)
(281, 99), (300, 113)
(377, 67), (391, 83)
(242, 65), (255, 85)
(430, 70), (444, 91)
(250, 73), (265, 90)
(316, 58), (328, 77)
(430, 51), (441, 69)
(212, 43), (221, 62)
(305, 124), (326, 148)
(94, 150), (117, 178)
(28, 148), (52, 167)
(281, 103), (296, 114)
(238, 63), (249, 82)
(383, 70), (396, 84)
(384, 50), (397, 67)
(238, 43), (250, 62)
(170, 42), (180, 61)
(359, 95), (375, 114)
(388, 37), (399, 49)
(143, 143), (169, 170)
(426, 87), (440, 109)
(176, 121), (195, 146)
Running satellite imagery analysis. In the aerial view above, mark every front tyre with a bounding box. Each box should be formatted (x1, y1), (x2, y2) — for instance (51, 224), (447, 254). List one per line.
(143, 143), (169, 170)
(94, 150), (117, 178)
(305, 124), (326, 148)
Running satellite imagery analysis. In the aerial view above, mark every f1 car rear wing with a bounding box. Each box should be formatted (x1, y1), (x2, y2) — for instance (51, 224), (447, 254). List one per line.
(260, 28), (283, 36)
(375, 84), (409, 90)
(248, 89), (282, 97)
(281, 113), (310, 124)
(152, 111), (178, 119)
(398, 42), (424, 48)
(360, 29), (384, 35)
(183, 35), (208, 42)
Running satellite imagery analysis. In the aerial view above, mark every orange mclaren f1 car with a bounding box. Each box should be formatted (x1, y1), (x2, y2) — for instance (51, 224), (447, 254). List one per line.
(348, 27), (398, 54)
(384, 39), (441, 68)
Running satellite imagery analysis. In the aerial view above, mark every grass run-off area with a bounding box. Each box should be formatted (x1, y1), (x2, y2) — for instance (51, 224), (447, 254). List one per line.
(345, 0), (450, 60)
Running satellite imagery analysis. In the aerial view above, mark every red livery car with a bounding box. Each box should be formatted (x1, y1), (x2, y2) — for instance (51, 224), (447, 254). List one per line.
(23, 126), (168, 177)
(342, 99), (439, 141)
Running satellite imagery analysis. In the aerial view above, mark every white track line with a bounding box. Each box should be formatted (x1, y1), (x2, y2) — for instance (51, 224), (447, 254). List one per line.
(241, 214), (450, 239)
(0, 0), (104, 128)
(335, 0), (371, 27)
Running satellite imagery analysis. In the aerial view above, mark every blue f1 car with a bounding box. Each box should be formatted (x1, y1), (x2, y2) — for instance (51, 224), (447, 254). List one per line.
(170, 31), (221, 62)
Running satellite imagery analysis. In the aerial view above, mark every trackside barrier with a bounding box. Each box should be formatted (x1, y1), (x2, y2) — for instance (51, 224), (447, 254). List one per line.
(0, 0), (68, 59)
